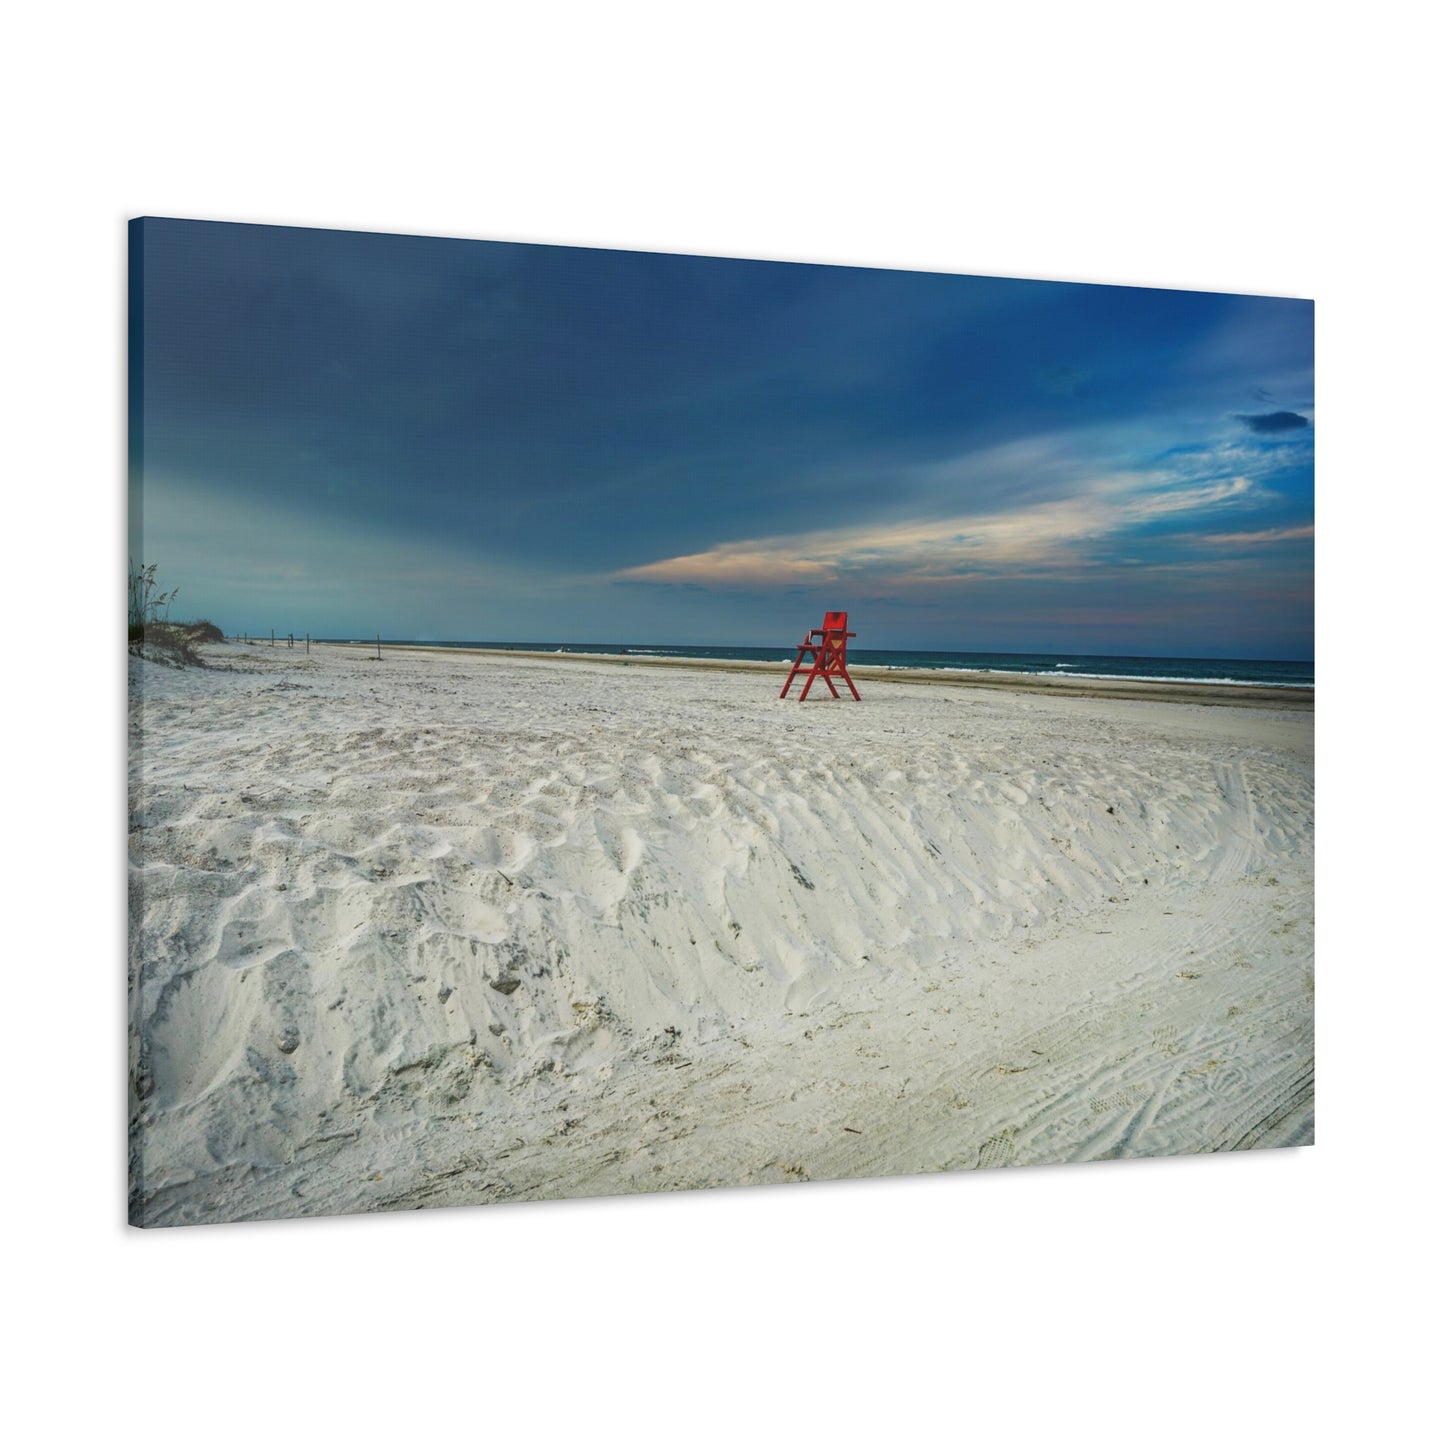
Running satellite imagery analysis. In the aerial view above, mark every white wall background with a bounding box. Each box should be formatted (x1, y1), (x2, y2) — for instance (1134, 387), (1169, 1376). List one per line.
(6, 3), (1435, 1439)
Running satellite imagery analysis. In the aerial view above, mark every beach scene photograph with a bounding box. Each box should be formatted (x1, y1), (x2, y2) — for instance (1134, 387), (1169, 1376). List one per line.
(127, 217), (1314, 1227)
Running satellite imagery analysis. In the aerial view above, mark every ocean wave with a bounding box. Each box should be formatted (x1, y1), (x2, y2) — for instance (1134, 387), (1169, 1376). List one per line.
(353, 640), (1311, 687)
(871, 665), (1310, 687)
(1037, 670), (1310, 687)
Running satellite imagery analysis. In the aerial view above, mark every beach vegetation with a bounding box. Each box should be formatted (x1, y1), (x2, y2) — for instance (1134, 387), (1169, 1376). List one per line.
(128, 560), (223, 665)
(128, 559), (178, 634)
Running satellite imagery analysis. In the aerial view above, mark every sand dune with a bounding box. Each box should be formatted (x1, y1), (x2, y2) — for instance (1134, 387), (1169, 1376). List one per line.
(128, 643), (1313, 1225)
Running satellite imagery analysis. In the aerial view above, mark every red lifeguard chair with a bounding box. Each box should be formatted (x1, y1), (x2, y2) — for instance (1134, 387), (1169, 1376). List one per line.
(779, 611), (861, 701)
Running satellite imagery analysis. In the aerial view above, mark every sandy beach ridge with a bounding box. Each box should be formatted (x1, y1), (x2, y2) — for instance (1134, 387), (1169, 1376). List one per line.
(129, 640), (1313, 1225)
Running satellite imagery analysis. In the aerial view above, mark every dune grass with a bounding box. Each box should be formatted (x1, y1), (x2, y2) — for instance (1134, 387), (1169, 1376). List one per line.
(128, 561), (224, 665)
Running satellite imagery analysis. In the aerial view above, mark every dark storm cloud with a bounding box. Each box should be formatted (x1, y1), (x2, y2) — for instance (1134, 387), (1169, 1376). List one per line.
(1236, 410), (1310, 434)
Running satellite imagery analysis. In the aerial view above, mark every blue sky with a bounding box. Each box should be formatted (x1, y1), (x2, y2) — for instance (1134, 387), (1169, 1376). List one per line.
(130, 218), (1313, 657)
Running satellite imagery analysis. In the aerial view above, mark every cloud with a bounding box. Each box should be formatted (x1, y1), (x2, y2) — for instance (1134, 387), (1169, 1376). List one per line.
(615, 468), (1267, 590)
(621, 551), (838, 587)
(1198, 523), (1314, 547)
(1125, 476), (1254, 518)
(1236, 410), (1310, 434)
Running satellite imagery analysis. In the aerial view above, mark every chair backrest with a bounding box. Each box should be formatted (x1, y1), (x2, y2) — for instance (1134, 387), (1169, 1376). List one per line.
(818, 610), (854, 663)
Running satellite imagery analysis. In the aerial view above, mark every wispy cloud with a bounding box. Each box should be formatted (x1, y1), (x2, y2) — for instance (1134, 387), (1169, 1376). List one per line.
(1198, 523), (1315, 547)
(616, 464), (1269, 590)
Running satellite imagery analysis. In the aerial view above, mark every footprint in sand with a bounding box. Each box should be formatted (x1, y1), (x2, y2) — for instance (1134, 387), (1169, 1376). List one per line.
(977, 1132), (1017, 1168)
(1089, 1085), (1148, 1114)
(215, 916), (293, 970)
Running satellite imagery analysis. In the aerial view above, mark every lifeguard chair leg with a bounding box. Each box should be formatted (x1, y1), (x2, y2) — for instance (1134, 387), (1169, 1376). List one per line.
(798, 666), (840, 701)
(779, 641), (818, 698)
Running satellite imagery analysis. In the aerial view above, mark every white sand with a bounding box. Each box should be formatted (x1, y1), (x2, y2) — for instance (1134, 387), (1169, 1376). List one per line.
(128, 642), (1313, 1225)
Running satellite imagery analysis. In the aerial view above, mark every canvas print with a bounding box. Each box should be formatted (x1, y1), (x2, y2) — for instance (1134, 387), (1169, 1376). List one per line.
(127, 219), (1314, 1227)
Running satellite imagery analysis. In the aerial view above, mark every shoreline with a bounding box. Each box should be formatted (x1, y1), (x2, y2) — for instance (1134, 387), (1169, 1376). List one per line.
(318, 640), (1315, 710)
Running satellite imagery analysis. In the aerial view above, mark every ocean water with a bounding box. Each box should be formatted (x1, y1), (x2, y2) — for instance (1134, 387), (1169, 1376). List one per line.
(335, 640), (1313, 688)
